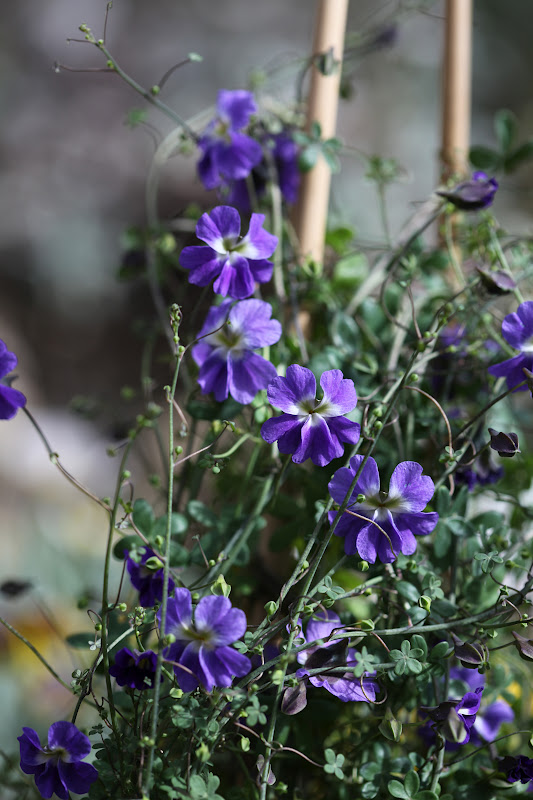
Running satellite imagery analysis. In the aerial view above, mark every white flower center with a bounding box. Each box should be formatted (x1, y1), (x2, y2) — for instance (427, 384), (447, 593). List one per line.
(206, 322), (247, 358)
(355, 491), (406, 519)
(296, 397), (334, 419)
(521, 337), (533, 354)
(175, 623), (216, 651)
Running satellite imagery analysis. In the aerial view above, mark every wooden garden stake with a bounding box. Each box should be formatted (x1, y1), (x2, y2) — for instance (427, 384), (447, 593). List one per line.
(441, 0), (473, 178)
(441, 0), (473, 291)
(295, 0), (349, 265)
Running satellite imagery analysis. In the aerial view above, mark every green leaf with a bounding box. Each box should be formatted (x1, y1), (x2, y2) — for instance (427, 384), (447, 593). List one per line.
(299, 144), (321, 172)
(433, 522), (451, 559)
(396, 581), (420, 605)
(469, 145), (502, 172)
(325, 225), (355, 255)
(388, 779), (409, 799)
(113, 534), (141, 560)
(332, 252), (369, 289)
(404, 770), (420, 797)
(429, 641), (451, 661)
(494, 109), (518, 153)
(504, 138), (533, 172)
(411, 635), (428, 660)
(65, 632), (95, 649)
(435, 486), (451, 516)
(415, 792), (439, 800)
(152, 512), (188, 539)
(132, 499), (155, 536)
(443, 517), (474, 538)
(378, 708), (403, 742)
(187, 500), (218, 528)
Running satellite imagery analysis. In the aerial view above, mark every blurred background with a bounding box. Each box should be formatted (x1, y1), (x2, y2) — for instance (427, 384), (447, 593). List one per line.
(1, 0), (532, 747)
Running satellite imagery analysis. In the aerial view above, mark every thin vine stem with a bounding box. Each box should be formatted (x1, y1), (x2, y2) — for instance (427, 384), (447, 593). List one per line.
(142, 330), (182, 797)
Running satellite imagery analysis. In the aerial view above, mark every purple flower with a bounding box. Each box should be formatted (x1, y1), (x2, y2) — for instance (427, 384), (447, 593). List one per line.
(422, 687), (483, 745)
(261, 365), (360, 467)
(450, 667), (514, 744)
(296, 612), (377, 703)
(159, 588), (251, 692)
(125, 547), (175, 608)
(192, 299), (281, 404)
(488, 301), (533, 391)
(0, 339), (26, 420)
(179, 205), (278, 298)
(437, 171), (498, 210)
(225, 132), (301, 210)
(328, 456), (438, 563)
(109, 647), (159, 690)
(18, 721), (98, 799)
(197, 90), (263, 190)
(499, 755), (533, 784)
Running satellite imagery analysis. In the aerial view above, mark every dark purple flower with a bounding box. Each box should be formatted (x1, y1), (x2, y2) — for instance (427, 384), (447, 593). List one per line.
(192, 298), (281, 404)
(109, 647), (159, 690)
(0, 339), (26, 420)
(488, 428), (520, 458)
(328, 456), (438, 563)
(159, 588), (251, 692)
(296, 611), (377, 703)
(125, 547), (174, 608)
(225, 132), (301, 210)
(261, 365), (360, 467)
(179, 205), (278, 298)
(499, 755), (533, 784)
(422, 687), (483, 745)
(450, 667), (514, 744)
(197, 90), (263, 190)
(18, 721), (98, 800)
(437, 171), (498, 210)
(488, 301), (533, 391)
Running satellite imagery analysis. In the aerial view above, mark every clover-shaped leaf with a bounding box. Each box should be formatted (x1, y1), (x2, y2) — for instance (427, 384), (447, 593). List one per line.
(474, 550), (504, 574)
(324, 749), (345, 780)
(390, 640), (424, 676)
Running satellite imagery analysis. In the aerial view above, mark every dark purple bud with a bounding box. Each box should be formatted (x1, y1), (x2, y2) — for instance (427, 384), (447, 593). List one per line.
(305, 639), (348, 670)
(452, 634), (489, 668)
(281, 681), (308, 715)
(437, 172), (498, 210)
(511, 631), (533, 661)
(499, 755), (533, 784)
(488, 428), (520, 458)
(476, 266), (517, 294)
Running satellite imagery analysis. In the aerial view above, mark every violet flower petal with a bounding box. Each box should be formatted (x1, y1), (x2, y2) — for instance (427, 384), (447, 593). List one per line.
(217, 89), (257, 129)
(388, 461), (436, 511)
(267, 365), (316, 413)
(197, 206), (241, 248)
(319, 369), (357, 414)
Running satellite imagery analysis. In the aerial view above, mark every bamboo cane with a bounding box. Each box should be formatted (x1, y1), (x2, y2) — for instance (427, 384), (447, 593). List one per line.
(441, 0), (473, 178)
(294, 0), (349, 265)
(441, 0), (473, 292)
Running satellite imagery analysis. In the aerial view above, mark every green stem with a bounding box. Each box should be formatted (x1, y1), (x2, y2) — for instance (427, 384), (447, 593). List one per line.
(430, 735), (446, 793)
(489, 228), (524, 305)
(444, 214), (466, 288)
(377, 182), (392, 248)
(95, 42), (197, 136)
(100, 436), (137, 777)
(452, 379), (526, 443)
(23, 407), (110, 511)
(143, 349), (182, 796)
